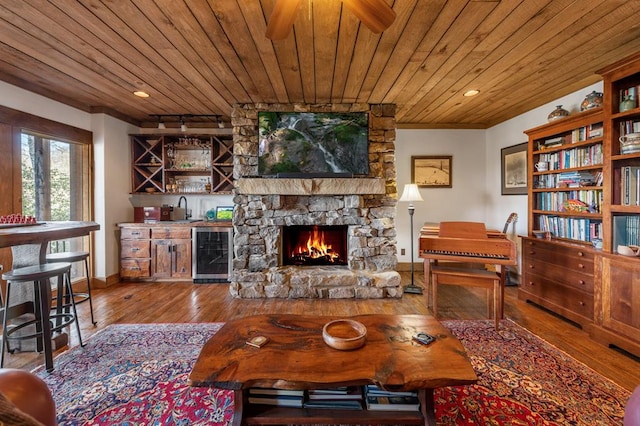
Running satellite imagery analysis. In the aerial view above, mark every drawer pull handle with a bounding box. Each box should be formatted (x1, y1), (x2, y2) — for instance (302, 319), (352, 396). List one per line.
(529, 265), (534, 269)
(131, 267), (141, 271)
(131, 248), (139, 252)
(529, 282), (535, 286)
(578, 301), (585, 306)
(578, 279), (585, 285)
(132, 232), (141, 236)
(577, 252), (584, 257)
(578, 263), (584, 269)
(528, 250), (536, 255)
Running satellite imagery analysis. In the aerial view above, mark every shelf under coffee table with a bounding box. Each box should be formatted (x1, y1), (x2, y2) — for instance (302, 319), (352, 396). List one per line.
(188, 314), (477, 426)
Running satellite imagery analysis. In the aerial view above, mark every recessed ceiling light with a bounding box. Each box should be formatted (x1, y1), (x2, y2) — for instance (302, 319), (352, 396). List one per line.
(133, 91), (150, 98)
(463, 89), (480, 97)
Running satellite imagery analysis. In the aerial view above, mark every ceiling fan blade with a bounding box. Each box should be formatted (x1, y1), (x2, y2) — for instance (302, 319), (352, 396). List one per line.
(265, 0), (301, 40)
(342, 0), (396, 33)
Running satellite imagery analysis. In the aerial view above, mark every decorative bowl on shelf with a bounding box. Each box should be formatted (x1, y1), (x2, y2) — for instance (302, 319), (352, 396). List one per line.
(580, 90), (603, 111)
(547, 105), (569, 122)
(145, 187), (156, 193)
(322, 319), (367, 350)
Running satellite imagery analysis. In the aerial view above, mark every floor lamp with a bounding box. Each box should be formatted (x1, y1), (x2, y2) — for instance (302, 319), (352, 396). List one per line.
(399, 183), (424, 294)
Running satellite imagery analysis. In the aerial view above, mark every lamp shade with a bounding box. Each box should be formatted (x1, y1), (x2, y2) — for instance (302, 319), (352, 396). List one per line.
(399, 184), (424, 203)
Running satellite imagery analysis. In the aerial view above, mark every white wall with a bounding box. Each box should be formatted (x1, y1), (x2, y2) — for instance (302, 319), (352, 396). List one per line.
(395, 129), (487, 263)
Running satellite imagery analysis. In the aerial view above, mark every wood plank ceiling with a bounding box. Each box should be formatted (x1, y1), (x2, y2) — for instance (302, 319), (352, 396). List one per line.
(1, 0), (640, 129)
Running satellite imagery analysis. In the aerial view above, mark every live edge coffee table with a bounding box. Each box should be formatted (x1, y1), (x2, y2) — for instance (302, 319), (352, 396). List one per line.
(189, 314), (477, 426)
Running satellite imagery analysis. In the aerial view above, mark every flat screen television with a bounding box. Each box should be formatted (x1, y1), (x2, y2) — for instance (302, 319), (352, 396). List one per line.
(258, 111), (369, 177)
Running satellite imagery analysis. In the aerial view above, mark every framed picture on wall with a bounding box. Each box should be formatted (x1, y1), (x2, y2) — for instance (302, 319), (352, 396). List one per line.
(501, 142), (528, 195)
(412, 156), (452, 188)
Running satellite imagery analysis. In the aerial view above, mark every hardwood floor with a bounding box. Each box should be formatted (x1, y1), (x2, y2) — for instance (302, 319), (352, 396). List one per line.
(3, 272), (639, 392)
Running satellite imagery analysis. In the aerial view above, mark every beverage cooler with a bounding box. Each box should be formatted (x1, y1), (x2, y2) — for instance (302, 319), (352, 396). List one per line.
(192, 226), (233, 283)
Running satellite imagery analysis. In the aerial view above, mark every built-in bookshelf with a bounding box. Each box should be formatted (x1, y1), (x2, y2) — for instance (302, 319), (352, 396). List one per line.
(526, 108), (604, 244)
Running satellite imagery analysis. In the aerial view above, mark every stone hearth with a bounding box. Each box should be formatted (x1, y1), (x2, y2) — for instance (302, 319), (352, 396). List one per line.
(230, 103), (401, 299)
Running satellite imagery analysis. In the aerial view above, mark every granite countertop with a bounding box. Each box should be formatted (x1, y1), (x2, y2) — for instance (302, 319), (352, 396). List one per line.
(118, 221), (232, 227)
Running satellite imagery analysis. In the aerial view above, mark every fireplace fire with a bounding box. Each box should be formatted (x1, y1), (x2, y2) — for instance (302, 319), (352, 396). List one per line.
(282, 225), (347, 266)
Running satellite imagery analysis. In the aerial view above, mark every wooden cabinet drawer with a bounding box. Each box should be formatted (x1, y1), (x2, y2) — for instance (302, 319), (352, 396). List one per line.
(151, 227), (192, 239)
(525, 259), (593, 293)
(521, 274), (594, 320)
(523, 239), (594, 274)
(121, 227), (151, 239)
(120, 259), (150, 278)
(121, 240), (150, 258)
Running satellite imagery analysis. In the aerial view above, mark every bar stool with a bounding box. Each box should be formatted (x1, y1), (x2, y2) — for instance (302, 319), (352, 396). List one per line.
(46, 251), (97, 326)
(1, 263), (84, 372)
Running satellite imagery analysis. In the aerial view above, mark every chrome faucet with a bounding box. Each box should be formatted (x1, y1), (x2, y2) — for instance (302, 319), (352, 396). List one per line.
(177, 196), (190, 220)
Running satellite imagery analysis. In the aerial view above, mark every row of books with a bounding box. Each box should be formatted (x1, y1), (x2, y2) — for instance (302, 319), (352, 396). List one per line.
(535, 171), (602, 189)
(620, 166), (640, 206)
(620, 119), (640, 135)
(536, 144), (603, 170)
(247, 386), (421, 412)
(535, 190), (602, 213)
(613, 215), (640, 247)
(537, 215), (602, 242)
(537, 124), (603, 150)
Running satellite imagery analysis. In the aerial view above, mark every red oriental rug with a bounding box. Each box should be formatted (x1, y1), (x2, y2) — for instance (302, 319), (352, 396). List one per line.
(34, 320), (630, 425)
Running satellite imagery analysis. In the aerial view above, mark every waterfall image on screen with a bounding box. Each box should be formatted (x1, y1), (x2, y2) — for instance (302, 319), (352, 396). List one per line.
(258, 112), (369, 177)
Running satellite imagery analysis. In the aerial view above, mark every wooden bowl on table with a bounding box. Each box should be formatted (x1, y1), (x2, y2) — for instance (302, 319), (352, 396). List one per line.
(322, 319), (367, 350)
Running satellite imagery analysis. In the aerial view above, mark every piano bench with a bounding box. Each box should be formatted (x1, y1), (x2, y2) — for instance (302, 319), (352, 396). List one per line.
(430, 265), (502, 330)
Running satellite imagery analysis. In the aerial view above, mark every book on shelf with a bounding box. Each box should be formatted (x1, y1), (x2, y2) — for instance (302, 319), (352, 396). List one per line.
(308, 386), (363, 400)
(303, 399), (363, 410)
(363, 385), (420, 412)
(247, 394), (304, 407)
(247, 387), (305, 407)
(542, 136), (564, 147)
(248, 388), (305, 397)
(364, 384), (417, 397)
(365, 395), (421, 412)
(621, 166), (640, 206)
(613, 215), (640, 247)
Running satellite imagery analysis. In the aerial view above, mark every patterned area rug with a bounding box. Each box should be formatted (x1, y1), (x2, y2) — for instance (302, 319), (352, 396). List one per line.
(33, 320), (630, 425)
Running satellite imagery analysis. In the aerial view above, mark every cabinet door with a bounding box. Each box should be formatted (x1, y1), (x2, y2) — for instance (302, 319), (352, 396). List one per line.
(151, 239), (173, 278)
(600, 256), (640, 336)
(172, 238), (192, 278)
(151, 238), (191, 278)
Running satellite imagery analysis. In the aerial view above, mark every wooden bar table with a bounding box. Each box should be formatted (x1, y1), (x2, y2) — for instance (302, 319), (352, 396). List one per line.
(0, 221), (100, 350)
(189, 314), (477, 426)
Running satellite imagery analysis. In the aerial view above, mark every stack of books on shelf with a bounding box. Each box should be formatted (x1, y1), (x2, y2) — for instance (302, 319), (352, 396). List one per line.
(364, 385), (420, 412)
(541, 136), (564, 149)
(557, 171), (599, 188)
(620, 166), (640, 206)
(247, 388), (305, 407)
(303, 387), (364, 410)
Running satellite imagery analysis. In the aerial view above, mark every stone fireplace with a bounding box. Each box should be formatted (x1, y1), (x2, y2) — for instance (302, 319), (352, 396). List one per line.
(230, 103), (401, 299)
